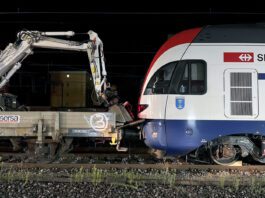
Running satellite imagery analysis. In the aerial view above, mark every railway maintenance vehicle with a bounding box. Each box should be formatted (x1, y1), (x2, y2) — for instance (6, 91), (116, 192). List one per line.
(0, 29), (136, 160)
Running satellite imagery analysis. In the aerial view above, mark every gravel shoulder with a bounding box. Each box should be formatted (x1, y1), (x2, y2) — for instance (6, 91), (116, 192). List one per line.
(0, 165), (265, 197)
(1, 181), (265, 198)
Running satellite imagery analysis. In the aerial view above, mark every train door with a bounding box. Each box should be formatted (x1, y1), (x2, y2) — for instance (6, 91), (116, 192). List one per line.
(165, 60), (207, 155)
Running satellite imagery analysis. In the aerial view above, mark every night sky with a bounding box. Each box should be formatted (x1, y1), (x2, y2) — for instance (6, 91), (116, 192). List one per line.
(1, 2), (265, 109)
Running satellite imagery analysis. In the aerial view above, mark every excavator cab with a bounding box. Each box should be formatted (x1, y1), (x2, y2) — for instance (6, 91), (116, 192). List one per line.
(0, 93), (28, 111)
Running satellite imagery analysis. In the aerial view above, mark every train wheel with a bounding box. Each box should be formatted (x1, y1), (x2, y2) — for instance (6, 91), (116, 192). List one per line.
(10, 138), (22, 151)
(57, 138), (73, 155)
(148, 149), (165, 159)
(209, 143), (240, 165)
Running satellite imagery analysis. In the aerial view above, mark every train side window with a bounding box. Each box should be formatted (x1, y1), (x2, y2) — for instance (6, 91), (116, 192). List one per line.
(144, 62), (176, 95)
(170, 60), (206, 95)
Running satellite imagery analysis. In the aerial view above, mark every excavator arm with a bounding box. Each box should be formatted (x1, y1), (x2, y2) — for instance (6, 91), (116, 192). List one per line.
(0, 30), (107, 103)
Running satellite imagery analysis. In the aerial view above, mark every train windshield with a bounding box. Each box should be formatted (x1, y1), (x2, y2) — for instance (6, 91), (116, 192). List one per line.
(144, 62), (177, 95)
(144, 60), (206, 95)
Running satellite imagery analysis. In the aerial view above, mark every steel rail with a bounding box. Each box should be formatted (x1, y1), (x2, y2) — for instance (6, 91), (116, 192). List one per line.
(1, 163), (265, 171)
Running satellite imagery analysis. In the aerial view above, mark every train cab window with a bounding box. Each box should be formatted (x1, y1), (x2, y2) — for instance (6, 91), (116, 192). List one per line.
(144, 62), (176, 95)
(170, 60), (206, 95)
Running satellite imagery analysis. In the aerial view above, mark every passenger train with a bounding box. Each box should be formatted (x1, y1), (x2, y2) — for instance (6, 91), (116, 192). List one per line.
(138, 24), (265, 165)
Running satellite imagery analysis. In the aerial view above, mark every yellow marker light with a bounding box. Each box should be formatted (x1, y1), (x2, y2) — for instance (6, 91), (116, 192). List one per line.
(110, 136), (117, 145)
(91, 65), (96, 73)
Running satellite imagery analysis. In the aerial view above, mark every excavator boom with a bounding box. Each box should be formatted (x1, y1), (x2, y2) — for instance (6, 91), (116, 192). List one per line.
(0, 30), (107, 103)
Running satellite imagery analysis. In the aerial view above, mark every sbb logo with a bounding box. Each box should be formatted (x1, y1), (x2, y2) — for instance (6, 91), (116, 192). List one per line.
(224, 52), (254, 62)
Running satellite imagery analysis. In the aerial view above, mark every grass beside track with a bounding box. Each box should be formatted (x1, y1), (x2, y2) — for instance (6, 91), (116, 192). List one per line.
(2, 162), (265, 171)
(1, 163), (265, 190)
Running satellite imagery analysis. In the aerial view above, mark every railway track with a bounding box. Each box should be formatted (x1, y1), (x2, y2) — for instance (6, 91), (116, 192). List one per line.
(0, 145), (156, 163)
(0, 143), (261, 166)
(0, 162), (263, 170)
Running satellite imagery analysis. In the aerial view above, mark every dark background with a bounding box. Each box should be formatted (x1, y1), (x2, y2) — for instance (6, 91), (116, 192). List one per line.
(1, 2), (265, 109)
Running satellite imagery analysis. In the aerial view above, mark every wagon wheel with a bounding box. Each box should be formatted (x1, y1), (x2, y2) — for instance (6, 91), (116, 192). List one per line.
(209, 143), (240, 165)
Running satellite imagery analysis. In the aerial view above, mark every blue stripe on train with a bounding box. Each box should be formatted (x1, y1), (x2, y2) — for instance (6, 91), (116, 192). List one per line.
(258, 73), (265, 80)
(143, 119), (265, 156)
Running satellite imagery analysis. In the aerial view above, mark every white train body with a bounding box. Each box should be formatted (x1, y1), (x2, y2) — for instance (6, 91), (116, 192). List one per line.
(138, 24), (265, 160)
